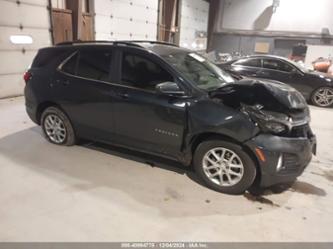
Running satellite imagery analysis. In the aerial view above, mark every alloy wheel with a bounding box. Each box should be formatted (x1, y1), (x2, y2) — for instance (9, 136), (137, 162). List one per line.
(202, 147), (244, 187)
(312, 87), (333, 107)
(44, 114), (67, 144)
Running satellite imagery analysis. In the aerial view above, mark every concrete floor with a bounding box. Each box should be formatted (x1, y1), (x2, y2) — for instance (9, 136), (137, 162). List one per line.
(0, 97), (333, 242)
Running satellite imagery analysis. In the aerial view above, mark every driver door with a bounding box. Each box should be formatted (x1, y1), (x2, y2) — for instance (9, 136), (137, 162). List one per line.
(111, 49), (187, 156)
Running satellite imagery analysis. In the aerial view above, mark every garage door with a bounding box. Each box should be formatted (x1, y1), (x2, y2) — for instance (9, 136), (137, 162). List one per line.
(94, 0), (159, 41)
(0, 0), (51, 99)
(179, 0), (209, 50)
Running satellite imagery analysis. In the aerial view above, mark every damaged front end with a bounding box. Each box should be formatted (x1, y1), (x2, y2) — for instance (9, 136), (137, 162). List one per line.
(210, 79), (312, 139)
(240, 104), (311, 137)
(210, 79), (317, 187)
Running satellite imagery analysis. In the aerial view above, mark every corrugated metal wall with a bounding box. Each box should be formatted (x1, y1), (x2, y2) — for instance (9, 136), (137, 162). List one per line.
(0, 0), (52, 99)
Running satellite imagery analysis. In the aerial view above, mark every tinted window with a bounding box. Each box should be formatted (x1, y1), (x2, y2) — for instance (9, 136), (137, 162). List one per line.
(121, 53), (173, 91)
(263, 59), (293, 72)
(61, 53), (78, 75)
(77, 50), (112, 82)
(33, 48), (69, 68)
(235, 58), (262, 68)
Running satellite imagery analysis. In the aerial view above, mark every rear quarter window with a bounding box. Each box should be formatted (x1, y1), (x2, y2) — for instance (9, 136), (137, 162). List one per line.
(60, 52), (78, 75)
(31, 48), (73, 68)
(263, 59), (293, 72)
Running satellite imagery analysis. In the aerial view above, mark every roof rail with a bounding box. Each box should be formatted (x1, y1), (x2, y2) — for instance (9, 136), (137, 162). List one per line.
(56, 40), (111, 46)
(127, 40), (178, 47)
(56, 40), (142, 48)
(56, 40), (177, 47)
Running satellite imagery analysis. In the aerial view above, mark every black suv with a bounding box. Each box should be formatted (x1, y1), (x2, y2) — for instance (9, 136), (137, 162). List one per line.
(24, 41), (317, 194)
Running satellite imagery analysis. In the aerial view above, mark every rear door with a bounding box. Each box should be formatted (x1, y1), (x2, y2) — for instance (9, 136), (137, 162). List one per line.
(260, 58), (296, 86)
(55, 47), (116, 141)
(110, 48), (187, 156)
(262, 59), (309, 95)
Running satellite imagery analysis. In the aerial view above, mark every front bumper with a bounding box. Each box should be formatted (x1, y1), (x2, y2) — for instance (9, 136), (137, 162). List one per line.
(245, 133), (317, 187)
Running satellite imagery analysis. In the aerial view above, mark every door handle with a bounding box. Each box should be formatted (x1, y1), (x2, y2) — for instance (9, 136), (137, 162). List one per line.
(63, 80), (70, 86)
(257, 71), (268, 77)
(116, 92), (129, 99)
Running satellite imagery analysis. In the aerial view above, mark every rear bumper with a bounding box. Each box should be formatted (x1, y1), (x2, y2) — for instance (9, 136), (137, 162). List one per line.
(24, 86), (39, 124)
(26, 102), (38, 124)
(245, 134), (317, 187)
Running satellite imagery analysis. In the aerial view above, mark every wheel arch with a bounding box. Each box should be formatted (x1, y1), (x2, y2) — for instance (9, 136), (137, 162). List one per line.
(189, 132), (261, 184)
(38, 102), (77, 145)
(36, 101), (68, 125)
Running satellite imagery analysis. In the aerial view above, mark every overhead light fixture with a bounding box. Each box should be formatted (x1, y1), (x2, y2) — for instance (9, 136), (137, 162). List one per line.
(9, 35), (33, 44)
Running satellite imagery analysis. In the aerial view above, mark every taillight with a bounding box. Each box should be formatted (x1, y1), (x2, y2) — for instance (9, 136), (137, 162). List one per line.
(23, 71), (32, 83)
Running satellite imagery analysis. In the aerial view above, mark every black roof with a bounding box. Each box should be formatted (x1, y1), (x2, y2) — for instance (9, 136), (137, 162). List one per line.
(220, 54), (292, 65)
(233, 54), (291, 61)
(55, 40), (190, 56)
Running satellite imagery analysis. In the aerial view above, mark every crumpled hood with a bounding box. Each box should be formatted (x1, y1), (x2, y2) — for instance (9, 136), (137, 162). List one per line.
(210, 79), (308, 111)
(242, 79), (307, 110)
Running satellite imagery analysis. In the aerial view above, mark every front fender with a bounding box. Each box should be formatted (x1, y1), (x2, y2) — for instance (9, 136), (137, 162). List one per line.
(186, 100), (259, 144)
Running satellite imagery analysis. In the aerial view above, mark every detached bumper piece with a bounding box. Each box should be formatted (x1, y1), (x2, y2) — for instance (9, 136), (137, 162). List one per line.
(246, 128), (317, 187)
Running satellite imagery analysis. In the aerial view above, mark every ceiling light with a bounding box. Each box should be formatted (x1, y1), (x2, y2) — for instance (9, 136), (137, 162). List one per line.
(10, 35), (33, 44)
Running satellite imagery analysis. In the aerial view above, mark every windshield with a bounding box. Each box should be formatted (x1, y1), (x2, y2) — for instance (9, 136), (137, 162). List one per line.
(162, 52), (235, 91)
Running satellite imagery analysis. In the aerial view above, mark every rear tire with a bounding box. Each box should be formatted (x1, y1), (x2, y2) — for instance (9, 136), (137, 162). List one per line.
(41, 106), (76, 146)
(193, 140), (257, 195)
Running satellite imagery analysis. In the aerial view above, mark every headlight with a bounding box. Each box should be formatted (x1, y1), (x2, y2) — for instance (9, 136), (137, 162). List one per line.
(241, 104), (289, 135)
(264, 122), (287, 134)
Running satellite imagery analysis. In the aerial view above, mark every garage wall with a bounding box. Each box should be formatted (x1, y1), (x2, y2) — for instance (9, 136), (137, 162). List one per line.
(93, 0), (158, 41)
(218, 0), (333, 34)
(211, 0), (333, 56)
(211, 33), (329, 56)
(179, 0), (209, 50)
(0, 0), (51, 99)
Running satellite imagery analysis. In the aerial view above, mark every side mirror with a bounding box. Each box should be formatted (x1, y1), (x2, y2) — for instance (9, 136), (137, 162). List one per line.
(155, 82), (185, 96)
(291, 68), (300, 75)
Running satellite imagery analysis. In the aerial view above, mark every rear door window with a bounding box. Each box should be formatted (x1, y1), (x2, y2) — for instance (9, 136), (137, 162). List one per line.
(77, 50), (112, 82)
(61, 50), (112, 82)
(263, 59), (293, 72)
(234, 58), (262, 68)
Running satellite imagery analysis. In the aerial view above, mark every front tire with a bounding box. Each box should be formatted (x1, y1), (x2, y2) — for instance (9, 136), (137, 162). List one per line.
(193, 140), (257, 195)
(41, 106), (76, 146)
(311, 87), (333, 107)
